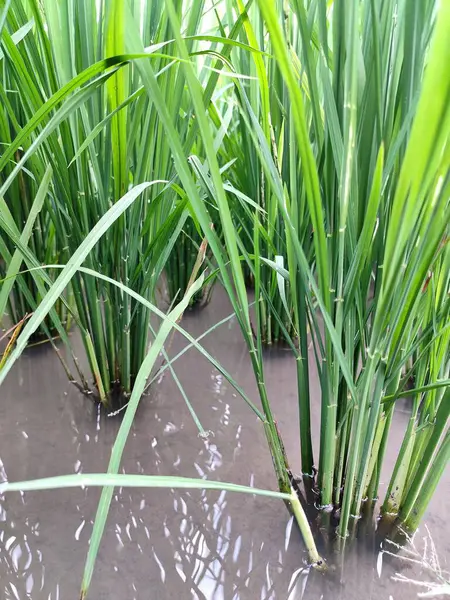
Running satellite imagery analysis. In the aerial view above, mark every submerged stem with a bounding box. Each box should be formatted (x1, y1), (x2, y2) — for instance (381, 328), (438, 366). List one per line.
(289, 486), (326, 570)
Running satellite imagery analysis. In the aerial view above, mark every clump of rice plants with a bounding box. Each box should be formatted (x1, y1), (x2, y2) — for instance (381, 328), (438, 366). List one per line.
(234, 0), (449, 541)
(1, 0), (323, 586)
(0, 1), (448, 596)
(0, 0), (233, 406)
(158, 0), (449, 549)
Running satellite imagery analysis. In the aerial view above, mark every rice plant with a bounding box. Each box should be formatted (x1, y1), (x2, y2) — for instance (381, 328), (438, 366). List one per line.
(1, 0), (325, 584)
(0, 0), (449, 597)
(230, 0), (449, 539)
(162, 0), (449, 543)
(0, 172), (321, 598)
(0, 0), (234, 405)
(148, 0), (449, 543)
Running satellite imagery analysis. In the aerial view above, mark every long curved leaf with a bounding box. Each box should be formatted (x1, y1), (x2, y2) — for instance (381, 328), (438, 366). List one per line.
(0, 473), (290, 500)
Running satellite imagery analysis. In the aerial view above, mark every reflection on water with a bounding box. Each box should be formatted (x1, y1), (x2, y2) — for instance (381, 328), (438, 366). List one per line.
(0, 289), (448, 599)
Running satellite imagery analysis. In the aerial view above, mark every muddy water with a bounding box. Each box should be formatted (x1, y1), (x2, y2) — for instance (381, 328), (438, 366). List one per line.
(0, 288), (448, 599)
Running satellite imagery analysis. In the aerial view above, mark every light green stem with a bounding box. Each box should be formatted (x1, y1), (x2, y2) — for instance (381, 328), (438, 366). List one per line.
(289, 486), (326, 569)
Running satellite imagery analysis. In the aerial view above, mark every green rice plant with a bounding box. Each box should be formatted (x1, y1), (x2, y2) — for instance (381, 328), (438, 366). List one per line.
(231, 0), (450, 540)
(102, 0), (449, 565)
(151, 0), (447, 543)
(162, 11), (267, 310)
(0, 0), (240, 405)
(43, 0), (199, 404)
(1, 2), (448, 595)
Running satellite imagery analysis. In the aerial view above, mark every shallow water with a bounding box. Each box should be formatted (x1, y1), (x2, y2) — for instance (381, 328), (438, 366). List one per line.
(1, 288), (448, 599)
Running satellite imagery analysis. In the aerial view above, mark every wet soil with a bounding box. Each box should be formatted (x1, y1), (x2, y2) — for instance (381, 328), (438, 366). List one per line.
(0, 287), (448, 599)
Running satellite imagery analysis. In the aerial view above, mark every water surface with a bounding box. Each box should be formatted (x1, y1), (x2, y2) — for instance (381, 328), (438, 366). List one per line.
(1, 288), (448, 599)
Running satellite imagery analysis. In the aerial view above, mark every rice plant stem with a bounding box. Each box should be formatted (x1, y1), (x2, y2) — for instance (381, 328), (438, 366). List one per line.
(399, 430), (450, 532)
(382, 395), (420, 517)
(288, 486), (325, 569)
(84, 332), (107, 404)
(297, 285), (313, 474)
(351, 368), (385, 517)
(338, 356), (378, 537)
(254, 208), (290, 490)
(396, 389), (450, 524)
